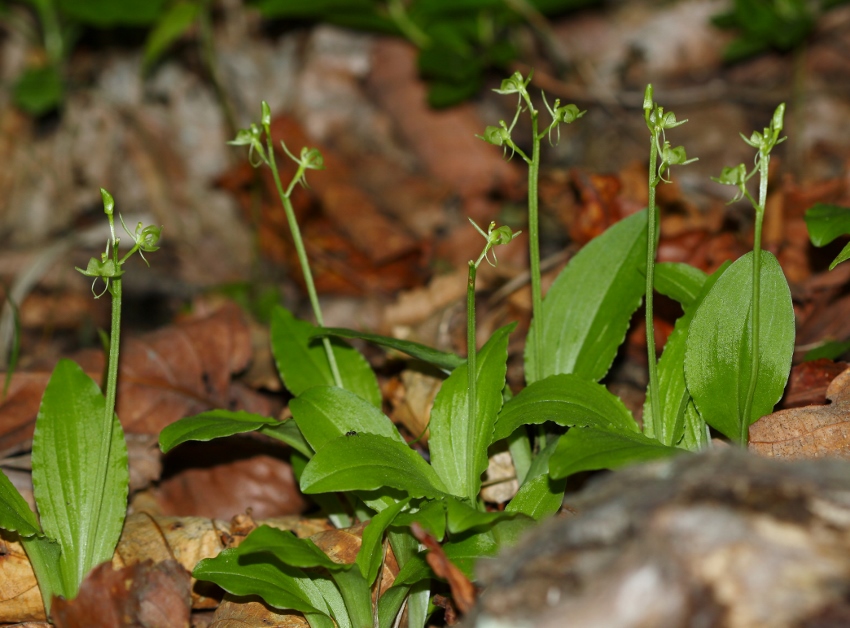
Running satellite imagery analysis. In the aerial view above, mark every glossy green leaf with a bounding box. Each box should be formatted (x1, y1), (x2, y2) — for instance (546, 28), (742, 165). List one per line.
(311, 328), (463, 372)
(829, 241), (850, 270)
(506, 439), (565, 520)
(259, 419), (313, 458)
(193, 551), (332, 625)
(357, 497), (411, 584)
(804, 203), (850, 246)
(429, 324), (514, 500)
(328, 565), (371, 628)
(290, 386), (403, 453)
(679, 400), (710, 451)
(643, 262), (726, 446)
(241, 526), (346, 570)
(493, 373), (637, 443)
(653, 262), (708, 308)
(270, 306), (380, 407)
(143, 1), (200, 69)
(0, 469), (40, 537)
(32, 359), (128, 594)
(159, 410), (280, 453)
(684, 251), (795, 442)
(445, 496), (516, 534)
(442, 530), (499, 580)
(525, 209), (647, 383)
(393, 499), (447, 541)
(549, 427), (684, 480)
(300, 433), (449, 499)
(22, 535), (66, 607)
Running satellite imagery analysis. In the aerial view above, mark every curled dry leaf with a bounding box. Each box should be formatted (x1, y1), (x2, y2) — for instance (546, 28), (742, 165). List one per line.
(749, 366), (850, 459)
(51, 560), (191, 628)
(0, 303), (265, 456)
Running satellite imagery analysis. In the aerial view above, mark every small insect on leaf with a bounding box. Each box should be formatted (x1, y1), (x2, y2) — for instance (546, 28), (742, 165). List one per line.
(346, 430), (358, 437)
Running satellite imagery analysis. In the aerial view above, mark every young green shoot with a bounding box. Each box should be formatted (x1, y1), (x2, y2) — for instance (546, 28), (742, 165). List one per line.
(75, 189), (161, 574)
(230, 102), (342, 388)
(468, 218), (520, 502)
(642, 85), (696, 441)
(478, 71), (584, 380)
(712, 103), (786, 444)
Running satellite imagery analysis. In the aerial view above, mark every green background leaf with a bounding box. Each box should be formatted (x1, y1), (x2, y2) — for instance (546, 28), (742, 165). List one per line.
(159, 410), (280, 453)
(805, 203), (850, 247)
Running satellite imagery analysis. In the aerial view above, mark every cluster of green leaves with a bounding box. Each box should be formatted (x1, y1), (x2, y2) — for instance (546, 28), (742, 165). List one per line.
(158, 80), (803, 624)
(7, 0), (214, 115)
(0, 190), (160, 615)
(712, 0), (850, 61)
(244, 0), (599, 107)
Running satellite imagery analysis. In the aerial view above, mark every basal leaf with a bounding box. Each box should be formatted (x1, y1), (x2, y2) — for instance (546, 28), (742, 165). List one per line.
(684, 251), (795, 442)
(830, 241), (850, 270)
(549, 427), (684, 480)
(0, 469), (40, 537)
(32, 359), (128, 594)
(270, 306), (380, 407)
(653, 262), (708, 309)
(505, 439), (565, 520)
(492, 373), (637, 443)
(525, 209), (646, 383)
(300, 433), (449, 499)
(159, 410), (280, 453)
(445, 496), (516, 534)
(237, 525), (347, 571)
(357, 497), (411, 584)
(259, 419), (314, 458)
(143, 1), (200, 70)
(290, 386), (403, 453)
(393, 499), (447, 541)
(804, 203), (850, 246)
(311, 328), (463, 372)
(429, 324), (514, 500)
(643, 262), (727, 446)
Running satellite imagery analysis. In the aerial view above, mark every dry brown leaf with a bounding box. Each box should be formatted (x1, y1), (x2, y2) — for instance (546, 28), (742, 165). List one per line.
(781, 359), (850, 409)
(51, 560), (191, 628)
(368, 38), (523, 200)
(211, 595), (309, 628)
(750, 366), (850, 459)
(153, 438), (306, 520)
(0, 303), (264, 456)
(411, 522), (475, 615)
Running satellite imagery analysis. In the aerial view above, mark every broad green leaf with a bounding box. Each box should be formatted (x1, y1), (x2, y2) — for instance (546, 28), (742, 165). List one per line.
(549, 427), (684, 480)
(525, 209), (646, 383)
(311, 328), (463, 372)
(32, 359), (128, 594)
(804, 203), (850, 246)
(270, 306), (380, 407)
(377, 584), (412, 628)
(159, 410), (280, 453)
(493, 373), (637, 443)
(236, 526), (347, 571)
(393, 499), (447, 541)
(653, 262), (708, 308)
(193, 551), (332, 625)
(429, 324), (514, 500)
(506, 439), (565, 520)
(328, 565), (372, 628)
(300, 433), (449, 499)
(643, 262), (727, 446)
(442, 530), (499, 579)
(143, 1), (200, 69)
(290, 386), (404, 453)
(357, 497), (411, 584)
(260, 419), (313, 458)
(684, 251), (795, 442)
(0, 469), (40, 537)
(804, 339), (850, 361)
(308, 576), (351, 628)
(445, 496), (517, 534)
(829, 241), (850, 270)
(22, 535), (66, 610)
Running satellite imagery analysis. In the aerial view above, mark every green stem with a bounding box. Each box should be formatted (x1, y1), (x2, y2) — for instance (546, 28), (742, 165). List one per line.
(86, 274), (122, 575)
(646, 138), (662, 438)
(466, 260), (478, 504)
(266, 141), (343, 388)
(741, 154), (769, 445)
(528, 112), (543, 380)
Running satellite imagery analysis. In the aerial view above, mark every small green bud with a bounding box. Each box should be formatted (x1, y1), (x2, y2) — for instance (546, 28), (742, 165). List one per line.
(554, 103), (585, 124)
(261, 101), (271, 128)
(300, 147), (324, 171)
(494, 70), (531, 96)
(100, 188), (115, 216)
(643, 84), (654, 111)
(478, 124), (511, 147)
